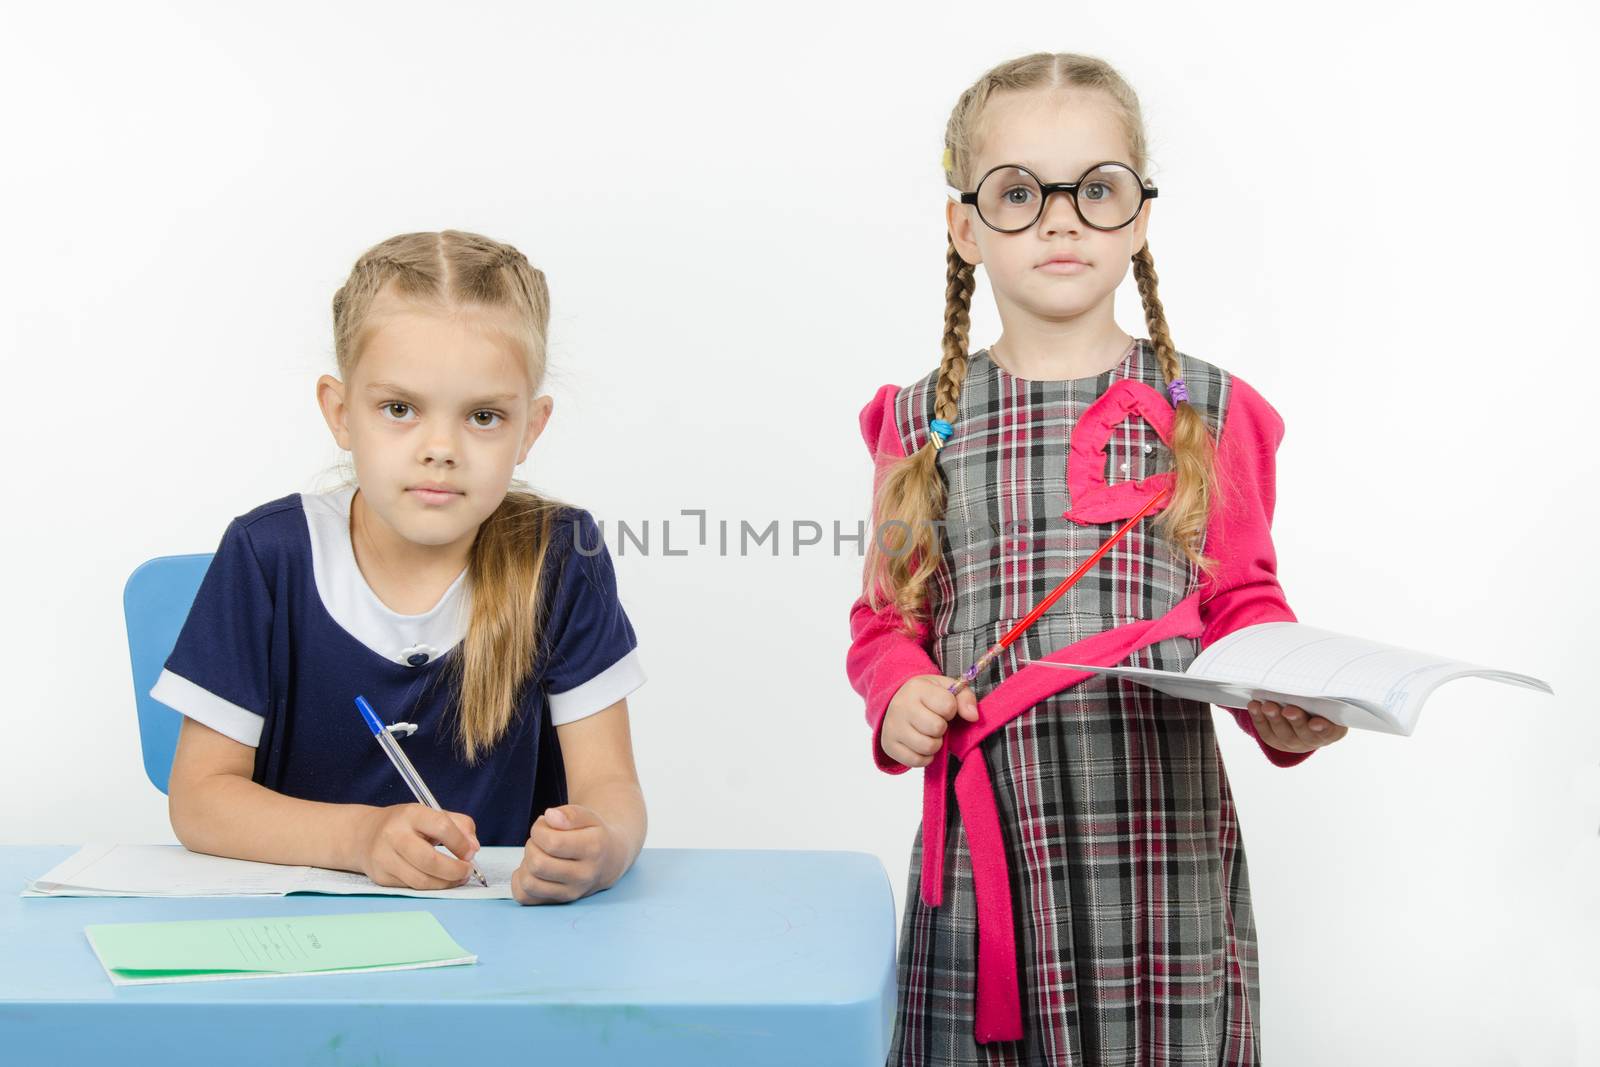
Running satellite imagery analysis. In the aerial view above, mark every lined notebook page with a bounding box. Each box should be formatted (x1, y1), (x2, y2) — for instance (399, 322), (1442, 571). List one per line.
(28, 843), (300, 896)
(25, 844), (523, 899)
(291, 849), (522, 899)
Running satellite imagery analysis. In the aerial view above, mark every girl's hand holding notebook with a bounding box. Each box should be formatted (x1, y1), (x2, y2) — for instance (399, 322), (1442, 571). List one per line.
(1244, 699), (1349, 753)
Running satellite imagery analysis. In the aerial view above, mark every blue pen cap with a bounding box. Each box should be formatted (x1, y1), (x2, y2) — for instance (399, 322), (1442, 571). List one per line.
(353, 695), (385, 736)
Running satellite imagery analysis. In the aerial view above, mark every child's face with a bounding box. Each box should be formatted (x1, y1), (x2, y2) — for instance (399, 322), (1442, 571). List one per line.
(946, 88), (1151, 327)
(317, 297), (552, 554)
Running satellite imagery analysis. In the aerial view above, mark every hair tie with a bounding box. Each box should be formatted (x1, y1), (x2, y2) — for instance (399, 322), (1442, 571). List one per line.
(929, 418), (954, 450)
(941, 147), (953, 174)
(1166, 379), (1189, 406)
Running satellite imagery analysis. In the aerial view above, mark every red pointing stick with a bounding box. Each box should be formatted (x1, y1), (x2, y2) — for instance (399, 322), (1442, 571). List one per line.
(949, 486), (1172, 696)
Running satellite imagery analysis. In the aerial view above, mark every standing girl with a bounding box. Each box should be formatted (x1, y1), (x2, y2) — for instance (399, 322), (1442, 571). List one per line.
(159, 230), (648, 905)
(846, 54), (1347, 1064)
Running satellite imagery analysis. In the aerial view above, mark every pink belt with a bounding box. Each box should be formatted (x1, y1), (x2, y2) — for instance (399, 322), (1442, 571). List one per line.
(924, 592), (1207, 1044)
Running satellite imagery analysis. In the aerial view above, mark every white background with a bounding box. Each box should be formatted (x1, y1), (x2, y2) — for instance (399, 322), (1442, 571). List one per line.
(2, 2), (1596, 1062)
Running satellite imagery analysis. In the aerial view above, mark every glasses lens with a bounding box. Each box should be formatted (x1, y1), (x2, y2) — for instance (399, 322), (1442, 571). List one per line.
(1077, 164), (1144, 229)
(975, 167), (1043, 231)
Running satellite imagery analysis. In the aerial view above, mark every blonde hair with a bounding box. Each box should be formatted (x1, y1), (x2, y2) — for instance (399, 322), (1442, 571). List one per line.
(865, 52), (1218, 628)
(331, 229), (566, 763)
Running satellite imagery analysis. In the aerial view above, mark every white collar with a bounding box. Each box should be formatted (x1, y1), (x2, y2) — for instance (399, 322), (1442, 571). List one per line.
(302, 486), (470, 667)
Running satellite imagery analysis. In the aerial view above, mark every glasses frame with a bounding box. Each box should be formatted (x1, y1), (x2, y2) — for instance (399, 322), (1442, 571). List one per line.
(947, 161), (1159, 233)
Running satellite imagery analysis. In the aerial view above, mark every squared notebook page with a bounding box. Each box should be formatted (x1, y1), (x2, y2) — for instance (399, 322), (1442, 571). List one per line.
(1025, 662), (1402, 733)
(25, 844), (521, 899)
(84, 910), (476, 985)
(1191, 621), (1551, 719)
(1028, 622), (1551, 737)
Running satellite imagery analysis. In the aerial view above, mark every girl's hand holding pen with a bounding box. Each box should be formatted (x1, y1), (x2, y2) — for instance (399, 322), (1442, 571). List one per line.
(512, 804), (618, 905)
(357, 803), (481, 890)
(1249, 699), (1349, 753)
(882, 675), (982, 769)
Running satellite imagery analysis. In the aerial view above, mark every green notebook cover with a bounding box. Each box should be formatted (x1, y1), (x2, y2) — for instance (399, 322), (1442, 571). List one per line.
(84, 910), (476, 985)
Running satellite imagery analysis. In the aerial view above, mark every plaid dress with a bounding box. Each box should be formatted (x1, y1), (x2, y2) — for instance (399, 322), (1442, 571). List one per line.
(886, 339), (1262, 1065)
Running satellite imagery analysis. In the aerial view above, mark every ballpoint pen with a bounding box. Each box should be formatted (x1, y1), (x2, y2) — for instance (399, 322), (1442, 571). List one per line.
(354, 694), (489, 888)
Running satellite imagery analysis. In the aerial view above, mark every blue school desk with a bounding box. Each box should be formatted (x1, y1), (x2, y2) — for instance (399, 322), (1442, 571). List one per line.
(0, 844), (896, 1065)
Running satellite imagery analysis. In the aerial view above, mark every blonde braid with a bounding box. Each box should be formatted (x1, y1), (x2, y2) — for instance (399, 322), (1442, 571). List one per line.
(863, 238), (978, 626)
(934, 238), (976, 424)
(1132, 243), (1218, 576)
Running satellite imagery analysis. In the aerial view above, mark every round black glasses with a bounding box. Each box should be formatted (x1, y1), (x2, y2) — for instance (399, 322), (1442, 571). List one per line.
(947, 161), (1158, 233)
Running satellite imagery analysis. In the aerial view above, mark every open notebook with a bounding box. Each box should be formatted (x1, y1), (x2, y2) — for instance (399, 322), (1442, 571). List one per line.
(25, 844), (524, 899)
(84, 910), (476, 985)
(1023, 621), (1552, 736)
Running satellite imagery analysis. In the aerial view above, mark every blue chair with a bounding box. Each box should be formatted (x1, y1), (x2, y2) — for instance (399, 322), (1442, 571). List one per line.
(122, 554), (213, 794)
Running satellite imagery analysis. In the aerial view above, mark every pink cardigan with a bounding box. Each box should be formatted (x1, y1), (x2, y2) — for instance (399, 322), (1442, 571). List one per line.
(845, 374), (1312, 1043)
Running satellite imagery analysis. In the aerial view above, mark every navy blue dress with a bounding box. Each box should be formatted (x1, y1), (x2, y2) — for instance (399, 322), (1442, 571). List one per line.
(151, 487), (645, 845)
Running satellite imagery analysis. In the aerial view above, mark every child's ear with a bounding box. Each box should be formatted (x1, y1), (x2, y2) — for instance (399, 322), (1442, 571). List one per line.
(946, 198), (982, 266)
(518, 395), (554, 464)
(316, 374), (352, 451)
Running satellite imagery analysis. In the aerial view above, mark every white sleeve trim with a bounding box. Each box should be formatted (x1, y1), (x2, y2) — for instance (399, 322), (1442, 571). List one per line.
(547, 648), (646, 726)
(150, 668), (264, 748)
